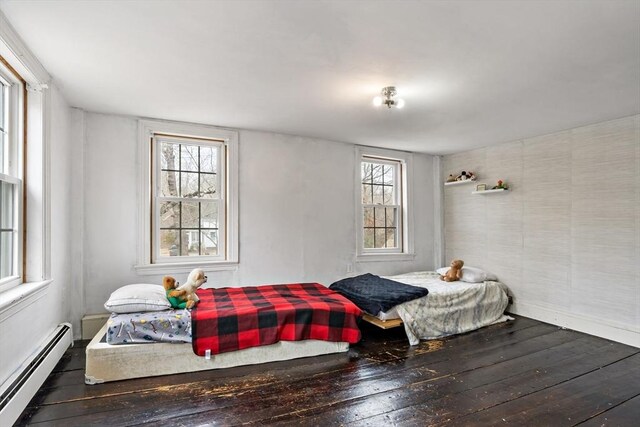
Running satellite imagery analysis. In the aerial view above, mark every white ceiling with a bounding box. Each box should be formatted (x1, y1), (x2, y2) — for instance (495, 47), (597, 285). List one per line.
(1, 0), (638, 154)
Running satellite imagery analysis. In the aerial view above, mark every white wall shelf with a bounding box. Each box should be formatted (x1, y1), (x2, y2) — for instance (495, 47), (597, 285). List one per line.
(472, 188), (508, 195)
(444, 179), (477, 186)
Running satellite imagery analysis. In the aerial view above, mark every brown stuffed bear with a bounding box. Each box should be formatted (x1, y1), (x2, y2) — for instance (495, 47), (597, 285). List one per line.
(163, 276), (189, 309)
(440, 259), (464, 282)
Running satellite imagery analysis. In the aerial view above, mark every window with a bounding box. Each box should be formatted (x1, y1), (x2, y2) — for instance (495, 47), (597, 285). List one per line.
(154, 135), (224, 261)
(356, 147), (413, 260)
(0, 63), (24, 288)
(137, 120), (238, 273)
(361, 158), (401, 250)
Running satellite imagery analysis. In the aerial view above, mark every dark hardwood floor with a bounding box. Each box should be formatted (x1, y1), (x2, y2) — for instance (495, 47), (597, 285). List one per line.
(14, 316), (640, 426)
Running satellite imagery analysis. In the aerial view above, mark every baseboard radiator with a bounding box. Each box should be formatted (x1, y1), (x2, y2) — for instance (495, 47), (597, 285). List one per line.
(0, 323), (73, 426)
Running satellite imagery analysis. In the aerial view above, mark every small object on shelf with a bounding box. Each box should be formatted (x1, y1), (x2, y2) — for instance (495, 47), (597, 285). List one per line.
(445, 170), (478, 186)
(455, 170), (476, 182)
(476, 183), (487, 191)
(491, 179), (508, 190)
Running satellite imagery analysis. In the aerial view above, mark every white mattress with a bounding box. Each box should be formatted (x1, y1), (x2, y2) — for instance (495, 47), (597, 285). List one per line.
(380, 271), (512, 344)
(85, 323), (349, 384)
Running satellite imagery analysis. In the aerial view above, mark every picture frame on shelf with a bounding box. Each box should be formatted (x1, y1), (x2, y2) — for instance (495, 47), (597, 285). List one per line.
(476, 184), (486, 191)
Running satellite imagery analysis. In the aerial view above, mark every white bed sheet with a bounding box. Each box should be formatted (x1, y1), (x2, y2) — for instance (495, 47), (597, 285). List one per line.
(380, 271), (511, 344)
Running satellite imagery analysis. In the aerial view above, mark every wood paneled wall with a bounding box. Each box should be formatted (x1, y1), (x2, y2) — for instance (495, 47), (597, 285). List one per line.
(443, 115), (639, 345)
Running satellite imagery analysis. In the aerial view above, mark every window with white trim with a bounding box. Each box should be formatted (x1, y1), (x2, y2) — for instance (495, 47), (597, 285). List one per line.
(0, 63), (24, 288)
(137, 119), (238, 272)
(153, 135), (225, 262)
(356, 147), (413, 260)
(361, 158), (402, 250)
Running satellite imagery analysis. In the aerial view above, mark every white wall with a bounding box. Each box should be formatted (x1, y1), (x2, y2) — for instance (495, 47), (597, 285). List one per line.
(78, 112), (437, 317)
(443, 115), (640, 347)
(0, 85), (74, 385)
(50, 85), (74, 325)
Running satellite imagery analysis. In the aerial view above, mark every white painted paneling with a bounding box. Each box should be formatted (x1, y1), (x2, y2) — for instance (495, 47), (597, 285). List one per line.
(79, 113), (436, 316)
(443, 115), (640, 345)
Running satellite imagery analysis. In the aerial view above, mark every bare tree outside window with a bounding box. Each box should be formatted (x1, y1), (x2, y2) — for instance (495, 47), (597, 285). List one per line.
(361, 159), (400, 249)
(157, 138), (221, 259)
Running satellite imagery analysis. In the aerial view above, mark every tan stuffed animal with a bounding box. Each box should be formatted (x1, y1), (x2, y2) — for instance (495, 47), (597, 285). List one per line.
(440, 259), (464, 282)
(163, 276), (189, 309)
(172, 268), (208, 309)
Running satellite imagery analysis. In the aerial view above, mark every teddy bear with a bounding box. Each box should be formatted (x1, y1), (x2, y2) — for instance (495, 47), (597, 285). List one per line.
(440, 259), (464, 282)
(163, 276), (188, 309)
(171, 268), (208, 309)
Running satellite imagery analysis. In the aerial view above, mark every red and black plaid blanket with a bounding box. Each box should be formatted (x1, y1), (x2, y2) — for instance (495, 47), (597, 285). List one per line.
(191, 283), (362, 356)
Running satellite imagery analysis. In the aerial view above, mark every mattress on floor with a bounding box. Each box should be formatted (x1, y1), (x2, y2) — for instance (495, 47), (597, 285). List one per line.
(379, 271), (512, 344)
(106, 310), (192, 344)
(85, 323), (350, 384)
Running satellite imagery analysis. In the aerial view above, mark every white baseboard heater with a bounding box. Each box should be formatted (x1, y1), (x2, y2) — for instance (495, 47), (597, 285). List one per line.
(0, 323), (73, 427)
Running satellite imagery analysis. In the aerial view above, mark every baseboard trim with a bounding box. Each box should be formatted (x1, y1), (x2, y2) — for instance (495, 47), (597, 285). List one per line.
(509, 302), (639, 348)
(0, 323), (73, 426)
(82, 313), (110, 340)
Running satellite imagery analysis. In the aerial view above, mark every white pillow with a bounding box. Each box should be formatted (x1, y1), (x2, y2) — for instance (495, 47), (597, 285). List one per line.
(436, 266), (497, 283)
(104, 284), (171, 313)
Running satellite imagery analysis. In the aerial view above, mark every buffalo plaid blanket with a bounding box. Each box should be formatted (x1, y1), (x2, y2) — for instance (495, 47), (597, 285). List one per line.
(191, 283), (362, 356)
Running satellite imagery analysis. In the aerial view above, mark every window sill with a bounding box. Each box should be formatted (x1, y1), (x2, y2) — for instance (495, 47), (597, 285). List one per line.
(0, 279), (52, 319)
(356, 253), (416, 263)
(134, 261), (239, 275)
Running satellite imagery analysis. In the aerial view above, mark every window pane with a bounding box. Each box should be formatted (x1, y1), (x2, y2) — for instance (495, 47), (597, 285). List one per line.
(159, 201), (179, 228)
(372, 185), (384, 205)
(383, 185), (394, 204)
(180, 172), (199, 198)
(362, 184), (372, 204)
(1, 181), (13, 229)
(160, 171), (179, 197)
(200, 146), (218, 173)
(180, 145), (199, 172)
(374, 207), (386, 227)
(361, 162), (372, 183)
(159, 229), (180, 257)
(182, 230), (200, 256)
(180, 201), (199, 228)
(386, 207), (396, 227)
(201, 230), (218, 255)
(363, 207), (374, 227)
(383, 165), (394, 185)
(363, 228), (374, 249)
(201, 202), (218, 229)
(371, 164), (384, 184)
(160, 143), (179, 170)
(374, 229), (386, 248)
(386, 228), (396, 248)
(0, 231), (12, 279)
(200, 173), (217, 199)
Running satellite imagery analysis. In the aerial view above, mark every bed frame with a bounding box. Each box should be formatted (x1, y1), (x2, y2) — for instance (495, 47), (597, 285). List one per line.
(361, 314), (403, 329)
(85, 323), (349, 384)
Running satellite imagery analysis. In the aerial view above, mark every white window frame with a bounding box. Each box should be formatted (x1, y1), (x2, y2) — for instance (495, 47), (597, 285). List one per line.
(0, 64), (24, 291)
(355, 146), (414, 262)
(135, 119), (239, 274)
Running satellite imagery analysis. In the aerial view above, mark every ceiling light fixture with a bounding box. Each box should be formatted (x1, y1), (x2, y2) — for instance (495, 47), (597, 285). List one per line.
(373, 86), (405, 109)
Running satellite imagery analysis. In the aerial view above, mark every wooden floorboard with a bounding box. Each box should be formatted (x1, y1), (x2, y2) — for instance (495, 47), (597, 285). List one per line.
(13, 316), (639, 427)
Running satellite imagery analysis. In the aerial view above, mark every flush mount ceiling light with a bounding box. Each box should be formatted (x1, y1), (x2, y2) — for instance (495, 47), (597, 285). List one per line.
(373, 86), (405, 109)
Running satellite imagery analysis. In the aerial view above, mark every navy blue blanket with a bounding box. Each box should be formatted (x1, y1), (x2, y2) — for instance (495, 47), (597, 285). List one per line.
(329, 273), (429, 315)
